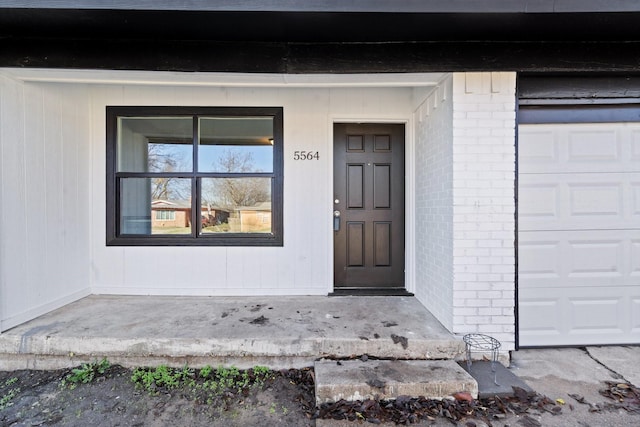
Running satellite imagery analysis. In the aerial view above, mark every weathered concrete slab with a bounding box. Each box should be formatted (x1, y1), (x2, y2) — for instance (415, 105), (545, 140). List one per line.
(461, 360), (533, 398)
(586, 346), (640, 387)
(0, 295), (464, 370)
(315, 359), (477, 404)
(506, 348), (640, 427)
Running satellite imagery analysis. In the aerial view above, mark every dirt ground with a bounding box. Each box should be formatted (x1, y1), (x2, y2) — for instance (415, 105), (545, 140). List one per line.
(1, 363), (639, 426)
(0, 365), (316, 427)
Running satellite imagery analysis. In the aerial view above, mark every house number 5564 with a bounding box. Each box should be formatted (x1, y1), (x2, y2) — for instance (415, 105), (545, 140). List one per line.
(293, 151), (320, 160)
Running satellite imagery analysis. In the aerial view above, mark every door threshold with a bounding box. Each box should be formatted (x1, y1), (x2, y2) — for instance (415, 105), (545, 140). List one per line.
(330, 288), (414, 297)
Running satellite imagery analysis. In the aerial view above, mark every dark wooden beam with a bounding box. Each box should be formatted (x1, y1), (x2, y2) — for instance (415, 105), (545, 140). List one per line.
(0, 38), (288, 73)
(287, 42), (640, 73)
(2, 10), (640, 43)
(3, 39), (640, 74)
(519, 75), (640, 100)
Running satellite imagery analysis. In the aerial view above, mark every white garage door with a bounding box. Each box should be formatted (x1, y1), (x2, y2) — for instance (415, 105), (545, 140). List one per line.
(518, 122), (640, 346)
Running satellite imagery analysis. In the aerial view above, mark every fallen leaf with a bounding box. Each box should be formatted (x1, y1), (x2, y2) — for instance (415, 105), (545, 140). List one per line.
(555, 398), (565, 405)
(513, 386), (530, 403)
(453, 392), (474, 402)
(568, 394), (586, 404)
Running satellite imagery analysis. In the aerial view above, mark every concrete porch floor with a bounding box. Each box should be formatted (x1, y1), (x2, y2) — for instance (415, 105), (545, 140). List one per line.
(0, 295), (464, 370)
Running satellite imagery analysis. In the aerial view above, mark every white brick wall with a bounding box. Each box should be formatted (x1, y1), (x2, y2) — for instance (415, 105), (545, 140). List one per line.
(413, 76), (454, 330)
(451, 72), (517, 350)
(413, 72), (516, 351)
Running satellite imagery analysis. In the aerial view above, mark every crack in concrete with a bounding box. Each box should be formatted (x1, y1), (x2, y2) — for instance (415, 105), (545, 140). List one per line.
(582, 347), (627, 383)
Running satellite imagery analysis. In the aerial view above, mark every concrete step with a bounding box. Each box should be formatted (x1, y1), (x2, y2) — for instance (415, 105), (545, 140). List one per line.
(0, 296), (465, 370)
(461, 360), (533, 399)
(315, 359), (478, 404)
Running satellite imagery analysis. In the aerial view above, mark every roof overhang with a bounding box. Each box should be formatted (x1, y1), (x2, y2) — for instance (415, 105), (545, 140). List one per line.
(2, 2), (640, 73)
(4, 1), (640, 14)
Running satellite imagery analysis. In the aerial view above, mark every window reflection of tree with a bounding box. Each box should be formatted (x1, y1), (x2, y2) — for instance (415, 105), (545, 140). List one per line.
(202, 148), (270, 210)
(148, 142), (190, 201)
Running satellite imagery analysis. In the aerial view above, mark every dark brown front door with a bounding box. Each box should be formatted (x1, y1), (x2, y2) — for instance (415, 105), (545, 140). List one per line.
(333, 123), (405, 289)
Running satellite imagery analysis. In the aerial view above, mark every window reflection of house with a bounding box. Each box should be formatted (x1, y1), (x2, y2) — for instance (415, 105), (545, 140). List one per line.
(151, 199), (231, 232)
(151, 199), (191, 228)
(231, 202), (271, 233)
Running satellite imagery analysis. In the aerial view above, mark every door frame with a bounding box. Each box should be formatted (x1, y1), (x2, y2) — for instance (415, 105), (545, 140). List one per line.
(327, 116), (415, 294)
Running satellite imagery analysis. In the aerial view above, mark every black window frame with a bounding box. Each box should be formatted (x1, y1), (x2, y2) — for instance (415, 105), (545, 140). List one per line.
(106, 106), (283, 246)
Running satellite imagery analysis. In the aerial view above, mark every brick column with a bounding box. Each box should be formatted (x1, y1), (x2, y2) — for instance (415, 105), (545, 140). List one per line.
(451, 72), (517, 350)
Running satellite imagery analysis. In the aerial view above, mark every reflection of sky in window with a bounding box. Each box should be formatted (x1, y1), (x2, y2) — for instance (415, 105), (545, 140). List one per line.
(199, 117), (273, 173)
(198, 146), (273, 173)
(124, 115), (274, 173)
(146, 142), (273, 173)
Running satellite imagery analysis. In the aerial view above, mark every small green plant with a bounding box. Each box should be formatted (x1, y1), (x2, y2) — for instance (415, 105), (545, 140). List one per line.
(269, 402), (277, 414)
(132, 364), (275, 401)
(61, 358), (110, 389)
(251, 365), (273, 388)
(131, 365), (182, 394)
(199, 365), (213, 379)
(0, 377), (20, 411)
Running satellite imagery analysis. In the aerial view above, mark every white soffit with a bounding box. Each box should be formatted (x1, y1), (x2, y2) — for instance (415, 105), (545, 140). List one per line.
(0, 68), (446, 88)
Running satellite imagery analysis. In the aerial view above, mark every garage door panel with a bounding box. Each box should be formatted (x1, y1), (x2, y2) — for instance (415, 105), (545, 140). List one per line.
(568, 183), (621, 217)
(569, 297), (624, 332)
(632, 130), (640, 161)
(519, 121), (640, 347)
(518, 298), (562, 335)
(519, 173), (640, 231)
(518, 129), (559, 166)
(520, 123), (640, 174)
(518, 239), (561, 279)
(520, 230), (638, 289)
(518, 182), (559, 223)
(568, 240), (623, 279)
(567, 129), (620, 163)
(520, 286), (637, 346)
(633, 298), (640, 333)
(633, 183), (640, 218)
(633, 241), (640, 277)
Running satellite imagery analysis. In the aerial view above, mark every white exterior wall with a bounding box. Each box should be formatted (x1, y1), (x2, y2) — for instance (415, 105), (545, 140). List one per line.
(89, 85), (414, 295)
(0, 76), (91, 331)
(1, 70), (520, 348)
(413, 76), (455, 330)
(451, 72), (517, 350)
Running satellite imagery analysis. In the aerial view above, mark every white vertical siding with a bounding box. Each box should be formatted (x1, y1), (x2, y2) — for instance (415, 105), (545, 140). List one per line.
(89, 85), (413, 295)
(1, 70), (520, 349)
(413, 76), (455, 330)
(451, 72), (517, 350)
(0, 77), (91, 331)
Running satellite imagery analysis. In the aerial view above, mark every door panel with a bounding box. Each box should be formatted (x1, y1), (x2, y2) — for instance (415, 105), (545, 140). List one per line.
(373, 164), (391, 208)
(347, 165), (364, 208)
(334, 123), (405, 288)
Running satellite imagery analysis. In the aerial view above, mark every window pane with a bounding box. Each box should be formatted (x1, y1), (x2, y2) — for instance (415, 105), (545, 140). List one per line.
(117, 117), (193, 172)
(201, 177), (272, 234)
(120, 178), (192, 235)
(198, 117), (273, 173)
